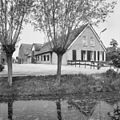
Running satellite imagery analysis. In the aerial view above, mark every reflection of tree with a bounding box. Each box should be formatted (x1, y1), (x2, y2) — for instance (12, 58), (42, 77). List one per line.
(56, 99), (62, 120)
(8, 99), (13, 120)
(7, 92), (14, 120)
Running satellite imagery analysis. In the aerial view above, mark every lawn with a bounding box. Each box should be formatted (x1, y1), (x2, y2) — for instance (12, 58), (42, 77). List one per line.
(0, 64), (110, 77)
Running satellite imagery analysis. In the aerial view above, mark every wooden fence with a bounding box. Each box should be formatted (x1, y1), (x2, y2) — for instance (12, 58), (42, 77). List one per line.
(67, 60), (108, 69)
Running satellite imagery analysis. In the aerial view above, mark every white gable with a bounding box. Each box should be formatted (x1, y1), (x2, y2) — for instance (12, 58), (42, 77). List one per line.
(68, 24), (106, 52)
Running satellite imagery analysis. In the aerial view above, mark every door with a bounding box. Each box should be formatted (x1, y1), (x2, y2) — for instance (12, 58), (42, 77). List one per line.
(87, 51), (92, 61)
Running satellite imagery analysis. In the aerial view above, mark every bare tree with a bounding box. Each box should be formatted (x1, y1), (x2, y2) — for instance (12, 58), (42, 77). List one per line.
(0, 0), (33, 86)
(31, 0), (116, 85)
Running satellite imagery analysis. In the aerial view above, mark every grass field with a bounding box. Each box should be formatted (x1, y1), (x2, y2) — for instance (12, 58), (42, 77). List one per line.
(0, 63), (110, 77)
(0, 69), (120, 100)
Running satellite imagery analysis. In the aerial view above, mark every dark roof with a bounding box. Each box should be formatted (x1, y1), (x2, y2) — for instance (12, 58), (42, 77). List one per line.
(66, 24), (88, 48)
(32, 43), (43, 51)
(19, 44), (32, 56)
(34, 42), (52, 55)
(35, 24), (88, 55)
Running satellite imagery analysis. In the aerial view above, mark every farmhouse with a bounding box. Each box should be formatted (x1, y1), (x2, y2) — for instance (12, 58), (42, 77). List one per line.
(30, 24), (106, 65)
(19, 24), (106, 65)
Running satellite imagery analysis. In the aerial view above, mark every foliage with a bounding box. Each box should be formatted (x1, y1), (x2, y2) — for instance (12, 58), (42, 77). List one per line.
(0, 73), (120, 97)
(110, 39), (118, 48)
(31, 0), (116, 85)
(108, 104), (120, 120)
(106, 48), (117, 61)
(31, 0), (116, 54)
(112, 51), (120, 69)
(106, 39), (120, 69)
(0, 0), (34, 53)
(106, 50), (120, 69)
(105, 69), (117, 78)
(0, 0), (34, 86)
(0, 64), (4, 72)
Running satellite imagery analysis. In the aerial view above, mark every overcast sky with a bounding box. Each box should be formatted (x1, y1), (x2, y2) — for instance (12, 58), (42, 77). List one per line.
(13, 0), (120, 57)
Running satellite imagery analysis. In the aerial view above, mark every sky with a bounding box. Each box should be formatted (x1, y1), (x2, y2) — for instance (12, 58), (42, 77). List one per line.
(13, 0), (120, 57)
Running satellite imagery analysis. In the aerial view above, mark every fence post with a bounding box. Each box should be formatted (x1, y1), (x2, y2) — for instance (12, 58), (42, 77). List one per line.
(79, 60), (80, 67)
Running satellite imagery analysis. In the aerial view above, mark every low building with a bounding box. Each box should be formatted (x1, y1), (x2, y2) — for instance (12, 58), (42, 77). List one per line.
(28, 43), (43, 63)
(18, 44), (32, 64)
(31, 24), (106, 65)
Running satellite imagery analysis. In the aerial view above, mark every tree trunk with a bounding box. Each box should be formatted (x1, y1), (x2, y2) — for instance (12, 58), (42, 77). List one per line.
(57, 54), (63, 85)
(7, 54), (13, 86)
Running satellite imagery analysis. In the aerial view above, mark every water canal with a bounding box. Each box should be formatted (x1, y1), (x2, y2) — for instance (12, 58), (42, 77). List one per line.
(0, 93), (119, 120)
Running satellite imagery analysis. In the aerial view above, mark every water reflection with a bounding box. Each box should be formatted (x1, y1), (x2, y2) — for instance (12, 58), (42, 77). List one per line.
(56, 99), (62, 120)
(8, 99), (13, 120)
(0, 96), (119, 120)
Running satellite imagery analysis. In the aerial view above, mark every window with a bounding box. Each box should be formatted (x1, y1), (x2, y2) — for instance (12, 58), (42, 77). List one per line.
(90, 37), (95, 46)
(98, 51), (100, 61)
(81, 50), (86, 61)
(44, 55), (46, 61)
(82, 36), (88, 46)
(72, 50), (76, 61)
(94, 51), (96, 61)
(47, 55), (49, 61)
(87, 51), (92, 61)
(37, 56), (39, 61)
(102, 52), (104, 61)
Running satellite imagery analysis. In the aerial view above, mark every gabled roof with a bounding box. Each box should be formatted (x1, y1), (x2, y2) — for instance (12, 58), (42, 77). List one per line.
(19, 43), (32, 56)
(34, 42), (52, 55)
(88, 24), (106, 51)
(34, 24), (106, 56)
(32, 43), (43, 51)
(34, 24), (88, 55)
(66, 24), (88, 49)
(68, 24), (106, 51)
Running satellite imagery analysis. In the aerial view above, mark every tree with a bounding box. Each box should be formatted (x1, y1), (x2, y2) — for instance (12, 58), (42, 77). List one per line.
(31, 0), (116, 85)
(110, 38), (118, 49)
(106, 39), (120, 71)
(111, 50), (120, 72)
(0, 0), (33, 86)
(106, 39), (118, 61)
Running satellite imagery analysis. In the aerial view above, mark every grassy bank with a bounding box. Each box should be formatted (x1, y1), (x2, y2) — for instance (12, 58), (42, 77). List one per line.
(0, 69), (120, 99)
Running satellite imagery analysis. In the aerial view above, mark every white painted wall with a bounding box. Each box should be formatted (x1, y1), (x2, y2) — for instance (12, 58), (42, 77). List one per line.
(67, 26), (106, 62)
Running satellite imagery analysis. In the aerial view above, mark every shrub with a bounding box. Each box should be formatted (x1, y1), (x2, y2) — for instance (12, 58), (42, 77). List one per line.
(105, 69), (117, 78)
(0, 64), (4, 72)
